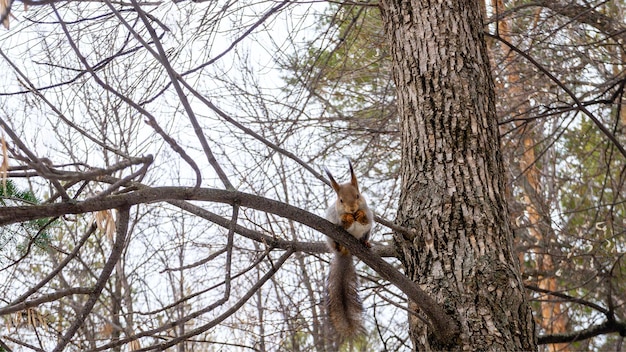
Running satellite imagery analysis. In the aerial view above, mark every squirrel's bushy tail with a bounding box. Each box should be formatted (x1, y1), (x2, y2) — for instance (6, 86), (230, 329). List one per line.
(327, 251), (364, 339)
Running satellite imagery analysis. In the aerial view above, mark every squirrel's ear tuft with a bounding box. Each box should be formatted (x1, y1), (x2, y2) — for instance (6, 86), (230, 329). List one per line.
(348, 160), (359, 191)
(325, 167), (341, 193)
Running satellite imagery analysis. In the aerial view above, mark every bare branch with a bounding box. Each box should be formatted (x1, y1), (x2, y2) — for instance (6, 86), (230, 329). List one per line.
(538, 320), (626, 345)
(0, 287), (93, 315)
(52, 206), (131, 352)
(7, 222), (98, 305)
(125, 0), (233, 189)
(136, 249), (295, 351)
(487, 32), (626, 160)
(525, 284), (609, 315)
(50, 3), (204, 188)
(0, 185), (457, 341)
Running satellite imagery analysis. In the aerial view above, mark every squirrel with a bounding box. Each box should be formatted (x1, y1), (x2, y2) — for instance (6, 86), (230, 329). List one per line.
(324, 161), (373, 340)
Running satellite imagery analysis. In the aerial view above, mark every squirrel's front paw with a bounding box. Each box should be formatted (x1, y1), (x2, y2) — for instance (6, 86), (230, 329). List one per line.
(340, 213), (355, 229)
(354, 209), (369, 224)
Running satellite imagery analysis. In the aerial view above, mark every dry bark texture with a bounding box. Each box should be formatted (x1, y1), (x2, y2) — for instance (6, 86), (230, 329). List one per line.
(379, 0), (537, 350)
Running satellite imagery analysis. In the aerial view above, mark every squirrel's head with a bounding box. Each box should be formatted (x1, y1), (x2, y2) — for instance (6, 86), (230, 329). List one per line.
(325, 161), (363, 214)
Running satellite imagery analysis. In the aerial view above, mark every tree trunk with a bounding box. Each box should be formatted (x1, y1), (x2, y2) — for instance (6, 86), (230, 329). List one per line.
(379, 0), (537, 350)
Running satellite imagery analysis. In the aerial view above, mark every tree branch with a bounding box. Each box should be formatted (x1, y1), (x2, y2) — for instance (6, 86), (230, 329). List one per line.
(525, 284), (609, 315)
(52, 206), (131, 352)
(538, 320), (626, 345)
(7, 222), (96, 305)
(538, 0), (626, 43)
(136, 249), (296, 351)
(0, 185), (457, 341)
(0, 287), (93, 315)
(487, 32), (626, 160)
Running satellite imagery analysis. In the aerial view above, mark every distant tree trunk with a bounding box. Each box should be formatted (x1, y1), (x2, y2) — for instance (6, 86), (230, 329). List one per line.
(490, 2), (569, 351)
(379, 0), (537, 350)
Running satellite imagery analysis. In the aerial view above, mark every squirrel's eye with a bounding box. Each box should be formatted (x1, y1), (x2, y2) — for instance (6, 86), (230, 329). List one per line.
(356, 194), (360, 199)
(340, 199), (343, 203)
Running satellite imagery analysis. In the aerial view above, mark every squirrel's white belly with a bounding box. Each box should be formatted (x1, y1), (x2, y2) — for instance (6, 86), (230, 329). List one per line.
(346, 221), (371, 239)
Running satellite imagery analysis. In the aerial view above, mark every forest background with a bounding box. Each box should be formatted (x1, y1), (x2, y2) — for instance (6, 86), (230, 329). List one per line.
(0, 0), (625, 351)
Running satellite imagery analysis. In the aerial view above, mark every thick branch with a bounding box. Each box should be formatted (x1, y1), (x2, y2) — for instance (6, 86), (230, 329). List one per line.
(538, 320), (626, 345)
(167, 198), (396, 257)
(0, 186), (457, 341)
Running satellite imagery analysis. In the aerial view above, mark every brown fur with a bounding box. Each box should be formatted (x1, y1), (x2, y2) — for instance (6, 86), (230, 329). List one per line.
(324, 162), (373, 341)
(327, 251), (364, 338)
